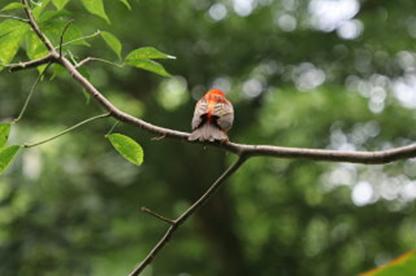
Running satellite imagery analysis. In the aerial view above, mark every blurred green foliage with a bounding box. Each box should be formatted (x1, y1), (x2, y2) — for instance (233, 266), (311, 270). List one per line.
(363, 251), (416, 276)
(1, 0), (416, 275)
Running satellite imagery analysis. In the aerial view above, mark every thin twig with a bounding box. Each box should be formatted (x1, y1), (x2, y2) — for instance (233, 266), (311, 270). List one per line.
(129, 156), (247, 276)
(59, 30), (101, 48)
(0, 14), (29, 22)
(151, 134), (166, 141)
(13, 62), (52, 124)
(59, 20), (74, 57)
(141, 207), (175, 225)
(76, 57), (123, 68)
(24, 113), (111, 148)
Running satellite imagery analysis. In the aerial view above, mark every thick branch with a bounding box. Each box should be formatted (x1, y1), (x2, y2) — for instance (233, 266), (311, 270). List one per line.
(21, 0), (57, 53)
(129, 156), (247, 276)
(18, 0), (416, 165)
(57, 57), (416, 164)
(15, 2), (416, 276)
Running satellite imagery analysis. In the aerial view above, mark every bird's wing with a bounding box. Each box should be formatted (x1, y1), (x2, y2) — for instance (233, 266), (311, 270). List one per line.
(216, 100), (234, 131)
(191, 97), (208, 130)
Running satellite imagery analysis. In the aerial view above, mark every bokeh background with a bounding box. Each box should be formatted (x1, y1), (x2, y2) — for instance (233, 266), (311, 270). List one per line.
(1, 0), (416, 275)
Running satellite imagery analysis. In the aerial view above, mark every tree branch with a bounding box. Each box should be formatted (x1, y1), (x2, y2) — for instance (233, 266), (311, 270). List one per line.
(129, 155), (248, 276)
(6, 54), (55, 72)
(14, 2), (416, 275)
(0, 14), (29, 22)
(59, 30), (101, 49)
(140, 207), (175, 225)
(17, 0), (416, 165)
(75, 57), (123, 68)
(21, 0), (57, 53)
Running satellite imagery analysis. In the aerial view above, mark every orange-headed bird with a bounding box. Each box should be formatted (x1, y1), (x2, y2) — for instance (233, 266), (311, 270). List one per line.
(189, 89), (234, 142)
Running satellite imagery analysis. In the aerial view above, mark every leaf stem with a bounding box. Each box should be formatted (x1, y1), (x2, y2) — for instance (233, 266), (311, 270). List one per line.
(0, 14), (29, 22)
(13, 62), (52, 124)
(59, 30), (101, 48)
(105, 120), (120, 136)
(76, 57), (124, 68)
(24, 112), (111, 148)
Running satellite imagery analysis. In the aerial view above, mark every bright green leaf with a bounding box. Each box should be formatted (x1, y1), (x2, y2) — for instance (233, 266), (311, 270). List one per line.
(362, 251), (416, 276)
(0, 124), (11, 148)
(119, 0), (131, 10)
(107, 133), (143, 166)
(125, 47), (176, 61)
(126, 59), (171, 77)
(80, 0), (110, 24)
(38, 9), (71, 23)
(51, 0), (69, 10)
(0, 145), (20, 175)
(25, 32), (49, 61)
(0, 20), (29, 70)
(1, 2), (24, 12)
(101, 31), (122, 59)
(33, 0), (51, 19)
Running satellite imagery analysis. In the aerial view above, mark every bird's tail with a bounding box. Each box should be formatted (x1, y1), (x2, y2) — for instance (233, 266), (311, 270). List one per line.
(188, 123), (228, 142)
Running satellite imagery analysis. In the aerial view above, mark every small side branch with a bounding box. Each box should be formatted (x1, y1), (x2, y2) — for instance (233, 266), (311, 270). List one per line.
(129, 155), (248, 276)
(75, 57), (123, 68)
(6, 54), (55, 72)
(141, 207), (175, 225)
(0, 14), (29, 22)
(24, 112), (111, 148)
(58, 20), (74, 57)
(59, 30), (101, 49)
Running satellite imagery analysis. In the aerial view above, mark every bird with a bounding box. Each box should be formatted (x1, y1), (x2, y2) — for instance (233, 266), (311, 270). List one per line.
(188, 88), (234, 142)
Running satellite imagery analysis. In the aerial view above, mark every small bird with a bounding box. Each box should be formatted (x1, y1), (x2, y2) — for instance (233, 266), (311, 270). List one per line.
(189, 88), (234, 142)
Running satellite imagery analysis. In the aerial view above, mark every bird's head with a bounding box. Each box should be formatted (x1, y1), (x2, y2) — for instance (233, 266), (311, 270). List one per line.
(206, 88), (225, 97)
(204, 88), (226, 102)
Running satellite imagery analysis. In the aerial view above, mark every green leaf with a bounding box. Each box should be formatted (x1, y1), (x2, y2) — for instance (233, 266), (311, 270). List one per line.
(1, 2), (24, 12)
(125, 47), (176, 61)
(25, 32), (49, 61)
(0, 20), (29, 70)
(0, 145), (20, 175)
(362, 251), (416, 276)
(107, 133), (143, 166)
(33, 0), (51, 19)
(0, 123), (11, 148)
(126, 59), (171, 77)
(38, 9), (71, 23)
(124, 47), (175, 77)
(80, 0), (110, 24)
(52, 0), (69, 10)
(101, 31), (122, 59)
(119, 0), (131, 10)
